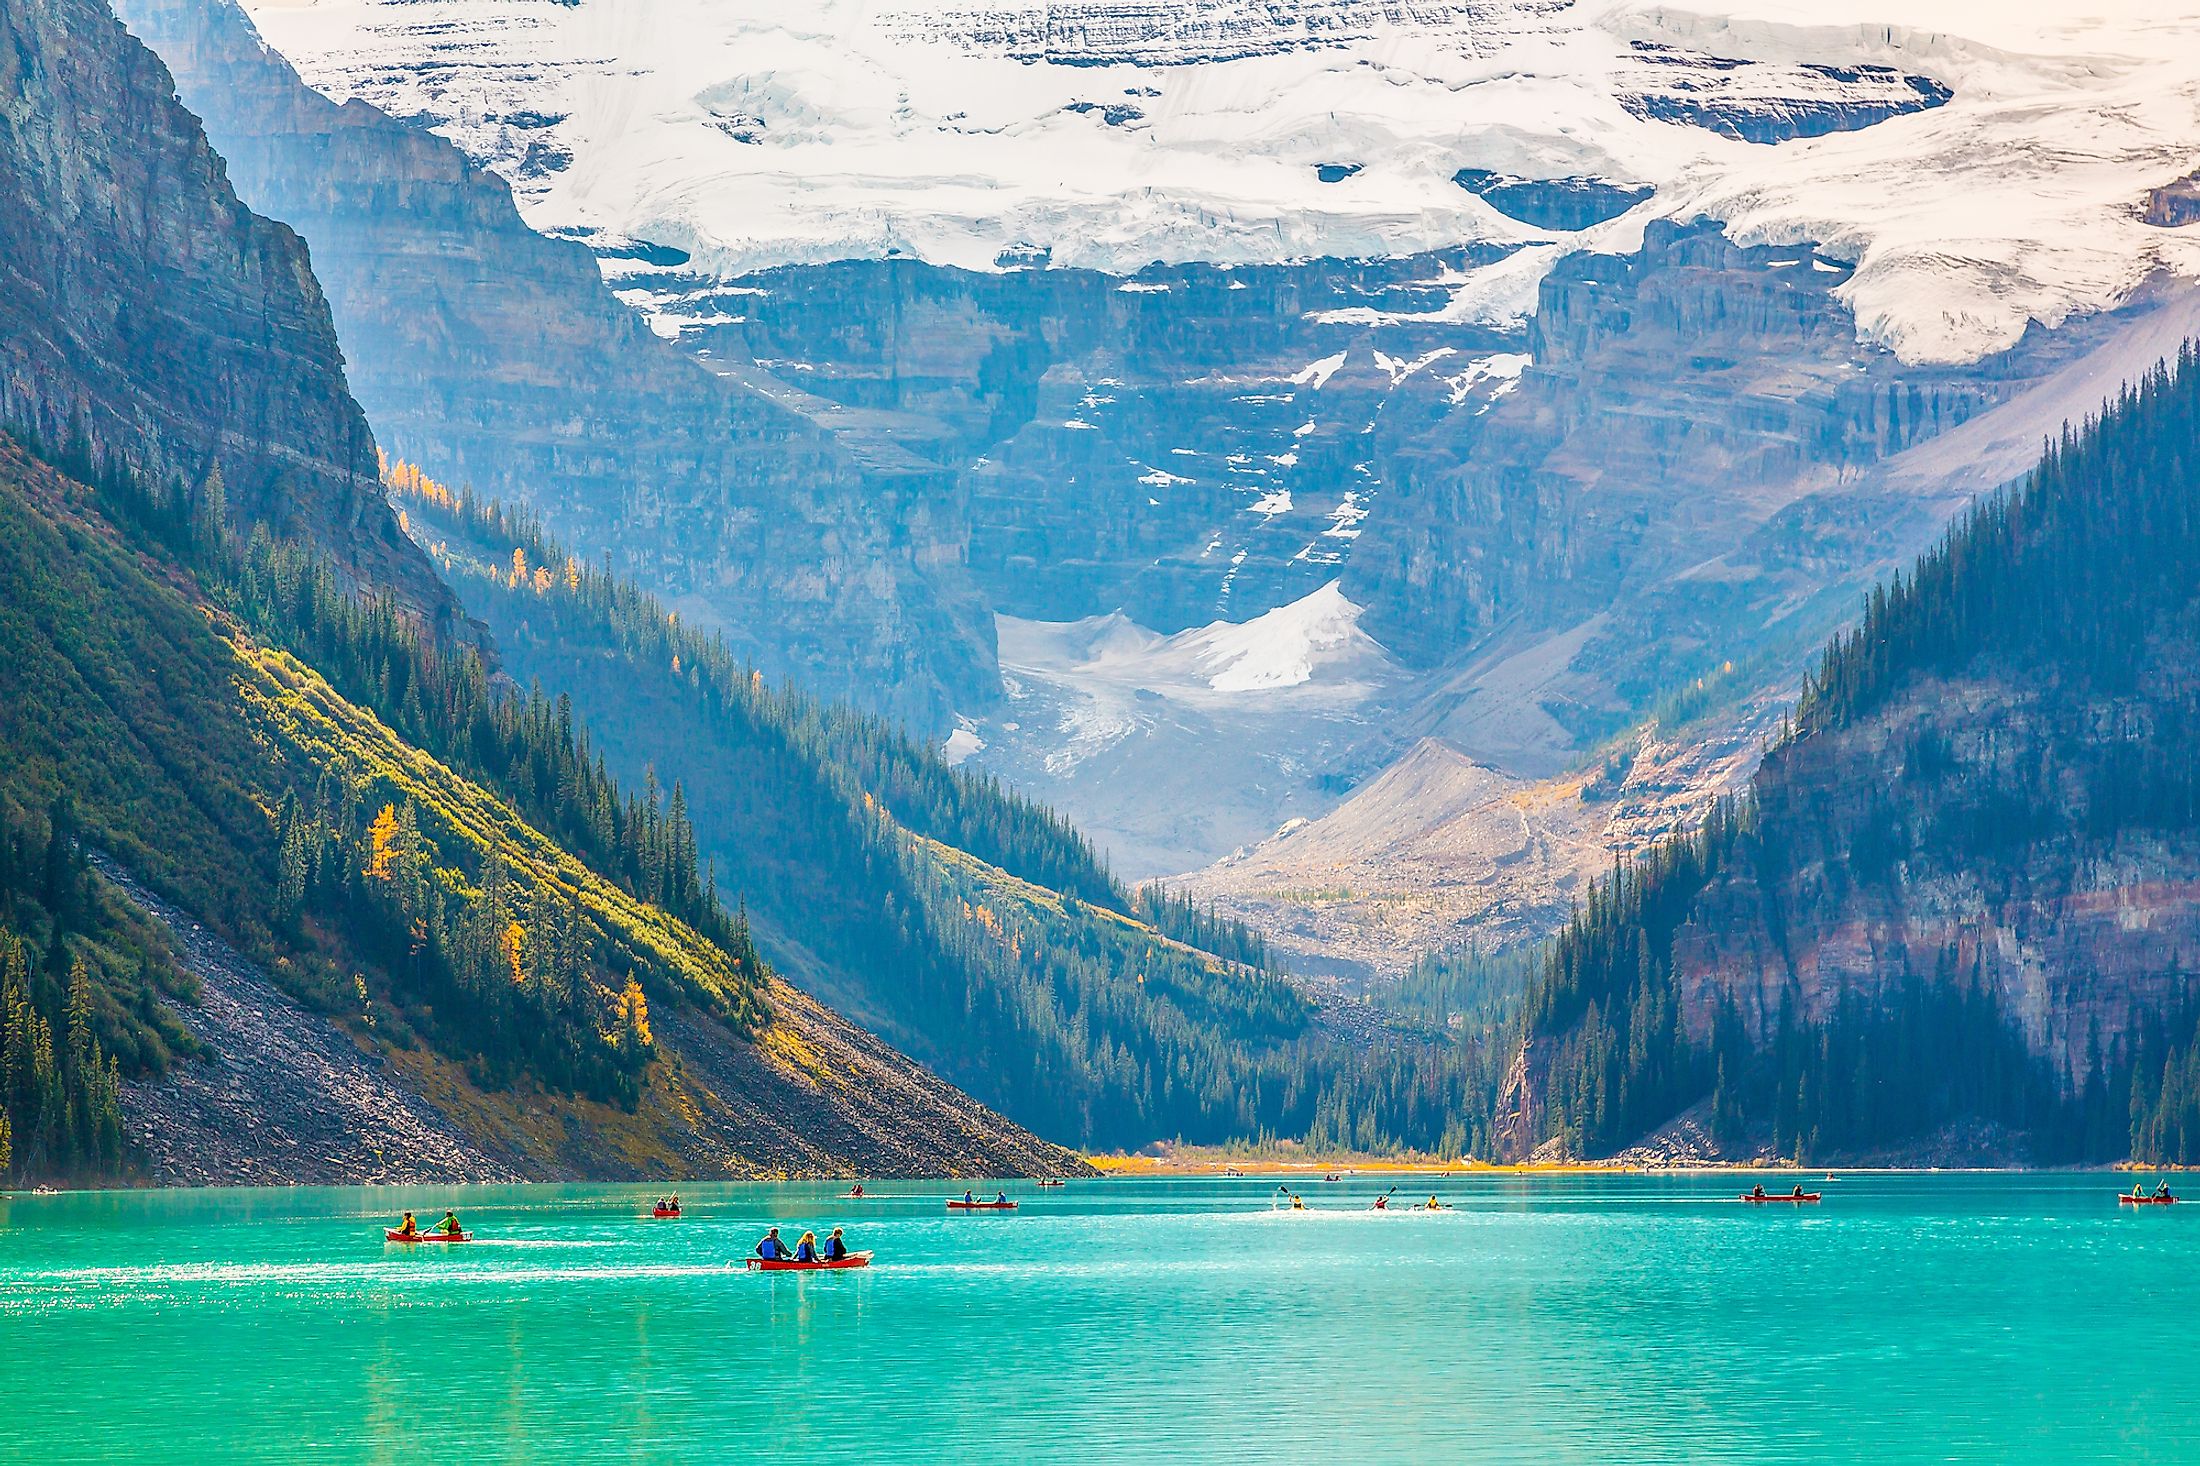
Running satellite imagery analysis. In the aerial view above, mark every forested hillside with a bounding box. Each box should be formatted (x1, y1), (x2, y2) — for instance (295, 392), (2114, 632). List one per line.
(0, 437), (1076, 1181)
(396, 470), (1484, 1154)
(1502, 348), (2200, 1164)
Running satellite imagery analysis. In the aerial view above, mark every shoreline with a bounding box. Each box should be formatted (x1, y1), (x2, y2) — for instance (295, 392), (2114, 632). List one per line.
(1085, 1154), (2192, 1177)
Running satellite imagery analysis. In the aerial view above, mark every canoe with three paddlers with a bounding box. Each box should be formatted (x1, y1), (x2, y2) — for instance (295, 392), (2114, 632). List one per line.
(748, 1251), (873, 1271)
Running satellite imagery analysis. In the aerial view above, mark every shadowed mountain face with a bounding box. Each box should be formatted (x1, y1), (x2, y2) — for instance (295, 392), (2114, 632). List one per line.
(114, 0), (997, 729)
(0, 0), (450, 622)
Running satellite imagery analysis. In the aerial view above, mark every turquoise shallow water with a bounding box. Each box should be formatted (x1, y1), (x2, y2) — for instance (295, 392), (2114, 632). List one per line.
(1, 1172), (2195, 1463)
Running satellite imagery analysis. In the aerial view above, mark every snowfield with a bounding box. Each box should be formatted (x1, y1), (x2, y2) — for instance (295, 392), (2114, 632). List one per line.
(237, 0), (2200, 364)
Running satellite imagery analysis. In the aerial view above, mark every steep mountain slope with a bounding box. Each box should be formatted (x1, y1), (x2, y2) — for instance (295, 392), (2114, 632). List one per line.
(115, 0), (995, 728)
(0, 440), (1071, 1181)
(0, 0), (1072, 1183)
(1499, 350), (2200, 1164)
(0, 0), (449, 623)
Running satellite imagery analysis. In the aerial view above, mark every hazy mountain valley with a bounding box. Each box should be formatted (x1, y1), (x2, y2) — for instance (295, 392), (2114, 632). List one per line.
(6, 0), (2200, 1181)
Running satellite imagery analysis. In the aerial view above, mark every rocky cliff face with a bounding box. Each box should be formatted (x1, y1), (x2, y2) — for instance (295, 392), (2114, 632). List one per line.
(0, 0), (449, 620)
(1671, 667), (2200, 1089)
(117, 0), (995, 727)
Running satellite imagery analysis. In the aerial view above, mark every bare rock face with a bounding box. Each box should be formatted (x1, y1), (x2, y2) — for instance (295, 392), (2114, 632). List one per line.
(116, 0), (995, 729)
(0, 0), (451, 622)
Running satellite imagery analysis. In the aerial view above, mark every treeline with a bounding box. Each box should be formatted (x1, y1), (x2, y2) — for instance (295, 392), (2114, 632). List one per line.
(1131, 884), (1274, 971)
(233, 533), (734, 956)
(1510, 345), (2200, 1163)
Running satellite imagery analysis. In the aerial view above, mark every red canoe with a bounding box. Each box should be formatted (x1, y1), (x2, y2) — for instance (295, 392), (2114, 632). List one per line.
(387, 1230), (472, 1242)
(947, 1200), (1018, 1211)
(652, 1208), (681, 1218)
(2120, 1194), (2178, 1205)
(747, 1252), (873, 1271)
(1740, 1194), (1821, 1204)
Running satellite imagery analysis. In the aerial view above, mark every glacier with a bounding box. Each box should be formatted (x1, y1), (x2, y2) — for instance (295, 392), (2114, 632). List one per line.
(242, 0), (2200, 363)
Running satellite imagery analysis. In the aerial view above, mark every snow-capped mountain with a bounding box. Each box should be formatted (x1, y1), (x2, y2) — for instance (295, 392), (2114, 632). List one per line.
(247, 0), (2200, 363)
(175, 0), (2200, 973)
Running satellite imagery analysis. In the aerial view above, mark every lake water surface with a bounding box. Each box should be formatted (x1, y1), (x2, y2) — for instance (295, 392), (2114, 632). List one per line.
(2, 1172), (2194, 1462)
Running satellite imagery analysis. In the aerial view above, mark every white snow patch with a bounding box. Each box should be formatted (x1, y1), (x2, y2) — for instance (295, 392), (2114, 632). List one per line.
(1291, 351), (1349, 390)
(1441, 350), (1533, 406)
(1189, 581), (1377, 692)
(1138, 465), (1194, 487)
(1248, 488), (1293, 517)
(941, 725), (986, 766)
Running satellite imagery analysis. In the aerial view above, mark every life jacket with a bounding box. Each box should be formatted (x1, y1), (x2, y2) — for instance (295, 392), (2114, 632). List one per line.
(826, 1237), (847, 1260)
(758, 1236), (784, 1259)
(796, 1241), (817, 1262)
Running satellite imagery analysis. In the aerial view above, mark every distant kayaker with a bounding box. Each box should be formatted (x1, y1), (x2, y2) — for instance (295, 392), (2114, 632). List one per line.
(2157, 1180), (2174, 1199)
(1425, 1196), (1442, 1211)
(795, 1231), (820, 1263)
(824, 1227), (850, 1262)
(1372, 1196), (1388, 1211)
(1290, 1193), (1306, 1211)
(849, 1183), (865, 1199)
(438, 1210), (463, 1237)
(395, 1211), (420, 1240)
(757, 1227), (793, 1261)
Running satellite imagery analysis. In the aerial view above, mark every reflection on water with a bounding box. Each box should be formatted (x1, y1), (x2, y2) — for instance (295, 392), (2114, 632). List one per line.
(0, 1173), (2195, 1462)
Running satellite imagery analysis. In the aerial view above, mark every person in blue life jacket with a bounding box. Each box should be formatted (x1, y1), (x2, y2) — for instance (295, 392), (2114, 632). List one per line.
(794, 1231), (820, 1263)
(2157, 1179), (2174, 1199)
(756, 1226), (793, 1261)
(825, 1227), (850, 1261)
(995, 1191), (1009, 1205)
(963, 1190), (977, 1206)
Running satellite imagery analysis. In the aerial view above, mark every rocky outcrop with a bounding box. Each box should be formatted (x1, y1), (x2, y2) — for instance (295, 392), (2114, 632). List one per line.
(118, 0), (994, 728)
(1453, 170), (1651, 231)
(0, 0), (450, 622)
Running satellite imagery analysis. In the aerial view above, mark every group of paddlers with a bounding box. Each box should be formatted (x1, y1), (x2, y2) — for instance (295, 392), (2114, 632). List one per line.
(754, 1225), (856, 1262)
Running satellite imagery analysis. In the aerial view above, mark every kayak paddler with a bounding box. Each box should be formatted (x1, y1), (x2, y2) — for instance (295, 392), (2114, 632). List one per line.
(756, 1227), (793, 1261)
(849, 1183), (865, 1198)
(2157, 1180), (2174, 1199)
(794, 1231), (820, 1263)
(438, 1210), (463, 1237)
(395, 1211), (420, 1240)
(824, 1228), (850, 1262)
(1425, 1196), (1441, 1211)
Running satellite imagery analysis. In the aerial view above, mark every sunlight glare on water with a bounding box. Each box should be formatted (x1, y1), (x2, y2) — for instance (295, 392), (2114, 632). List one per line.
(1, 1173), (2194, 1462)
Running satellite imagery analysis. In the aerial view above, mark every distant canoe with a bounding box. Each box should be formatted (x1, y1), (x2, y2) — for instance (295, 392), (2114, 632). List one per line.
(2119, 1194), (2178, 1205)
(1741, 1194), (1820, 1204)
(387, 1229), (472, 1242)
(947, 1200), (1018, 1211)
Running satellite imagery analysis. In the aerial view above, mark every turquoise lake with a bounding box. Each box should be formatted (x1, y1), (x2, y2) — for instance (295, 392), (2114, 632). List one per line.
(1, 1173), (2194, 1462)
